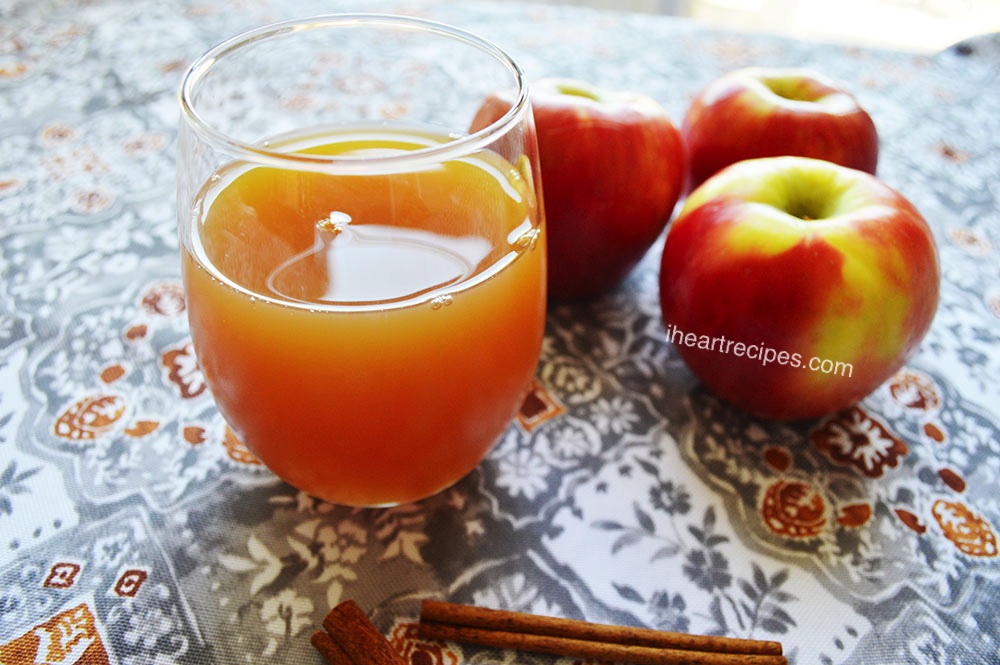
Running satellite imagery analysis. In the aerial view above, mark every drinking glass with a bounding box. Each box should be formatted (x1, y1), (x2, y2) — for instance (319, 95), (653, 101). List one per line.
(177, 14), (546, 506)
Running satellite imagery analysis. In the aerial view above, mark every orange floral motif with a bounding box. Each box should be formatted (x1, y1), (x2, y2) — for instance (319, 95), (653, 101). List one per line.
(931, 500), (998, 557)
(836, 503), (873, 528)
(124, 324), (148, 341)
(124, 420), (160, 437)
(41, 123), (78, 146)
(113, 569), (148, 597)
(888, 369), (941, 412)
(71, 188), (114, 214)
(123, 132), (166, 155)
(935, 142), (970, 163)
(762, 446), (792, 472)
(922, 422), (946, 444)
(141, 282), (186, 317)
(761, 479), (827, 538)
(161, 341), (205, 399)
(390, 623), (461, 665)
(895, 508), (926, 533)
(159, 58), (190, 73)
(809, 406), (908, 478)
(99, 364), (126, 384)
(938, 468), (966, 493)
(183, 426), (206, 445)
(54, 395), (126, 441)
(222, 427), (260, 465)
(0, 61), (27, 80)
(947, 227), (993, 254)
(516, 379), (565, 432)
(44, 146), (108, 180)
(44, 562), (82, 588)
(0, 603), (110, 665)
(0, 177), (24, 197)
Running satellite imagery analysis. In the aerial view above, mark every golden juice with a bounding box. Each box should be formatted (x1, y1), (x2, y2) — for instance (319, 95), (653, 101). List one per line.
(181, 127), (546, 506)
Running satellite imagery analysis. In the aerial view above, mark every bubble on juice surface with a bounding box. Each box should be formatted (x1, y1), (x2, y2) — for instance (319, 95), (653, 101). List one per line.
(512, 226), (541, 251)
(317, 211), (352, 236)
(430, 294), (453, 310)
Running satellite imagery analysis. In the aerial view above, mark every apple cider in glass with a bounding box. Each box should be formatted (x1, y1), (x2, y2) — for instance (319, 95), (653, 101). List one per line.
(177, 16), (546, 506)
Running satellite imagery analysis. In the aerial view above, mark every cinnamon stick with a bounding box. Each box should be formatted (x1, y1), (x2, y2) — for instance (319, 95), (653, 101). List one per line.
(311, 630), (353, 665)
(419, 600), (786, 665)
(318, 600), (406, 665)
(418, 622), (785, 665)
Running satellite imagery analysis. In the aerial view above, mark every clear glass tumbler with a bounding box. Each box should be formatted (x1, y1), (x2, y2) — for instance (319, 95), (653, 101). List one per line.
(177, 14), (546, 506)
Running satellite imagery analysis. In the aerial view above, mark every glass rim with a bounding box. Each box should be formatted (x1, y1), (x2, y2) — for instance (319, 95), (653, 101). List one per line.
(178, 13), (531, 174)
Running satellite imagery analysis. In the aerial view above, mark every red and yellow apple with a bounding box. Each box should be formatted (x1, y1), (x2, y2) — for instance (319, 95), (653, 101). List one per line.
(682, 67), (879, 190)
(471, 78), (686, 300)
(659, 156), (939, 421)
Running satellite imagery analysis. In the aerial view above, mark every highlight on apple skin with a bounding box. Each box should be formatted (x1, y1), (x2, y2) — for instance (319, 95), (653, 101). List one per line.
(658, 156), (940, 421)
(681, 67), (879, 191)
(471, 77), (687, 300)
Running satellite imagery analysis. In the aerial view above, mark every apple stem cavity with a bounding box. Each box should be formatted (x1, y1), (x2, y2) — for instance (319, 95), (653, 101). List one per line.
(788, 203), (820, 222)
(780, 187), (842, 222)
(763, 77), (820, 103)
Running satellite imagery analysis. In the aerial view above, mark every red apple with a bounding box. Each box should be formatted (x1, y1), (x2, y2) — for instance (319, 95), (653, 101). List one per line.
(682, 67), (879, 191)
(471, 78), (686, 300)
(659, 156), (939, 421)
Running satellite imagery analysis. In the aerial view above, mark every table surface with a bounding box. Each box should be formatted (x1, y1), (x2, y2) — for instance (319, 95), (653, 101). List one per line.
(2, 1), (998, 664)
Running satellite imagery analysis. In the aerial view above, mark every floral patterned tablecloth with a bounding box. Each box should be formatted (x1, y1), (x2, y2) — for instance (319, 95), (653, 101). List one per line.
(1, 0), (998, 663)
